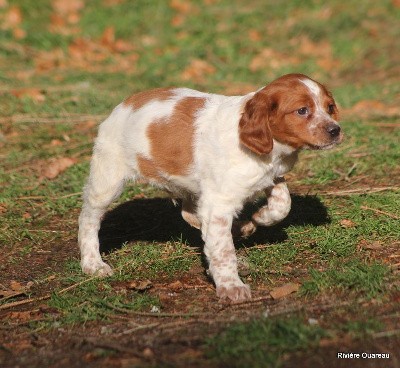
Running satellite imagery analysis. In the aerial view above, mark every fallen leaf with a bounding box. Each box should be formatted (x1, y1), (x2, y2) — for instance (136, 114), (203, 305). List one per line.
(42, 157), (77, 179)
(181, 59), (216, 83)
(392, 0), (400, 8)
(11, 88), (46, 103)
(340, 219), (357, 228)
(168, 280), (184, 291)
(8, 311), (32, 321)
(359, 239), (383, 250)
(50, 139), (63, 146)
(2, 6), (22, 30)
(249, 48), (300, 72)
(13, 27), (26, 39)
(52, 0), (84, 16)
(10, 280), (24, 291)
(248, 29), (262, 41)
(22, 212), (32, 219)
(101, 26), (115, 47)
(127, 279), (153, 291)
(270, 282), (300, 299)
(0, 205), (7, 214)
(1, 280), (32, 298)
(169, 0), (192, 13)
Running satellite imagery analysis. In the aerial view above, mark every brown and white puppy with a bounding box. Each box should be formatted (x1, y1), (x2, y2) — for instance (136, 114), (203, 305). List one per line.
(78, 73), (342, 302)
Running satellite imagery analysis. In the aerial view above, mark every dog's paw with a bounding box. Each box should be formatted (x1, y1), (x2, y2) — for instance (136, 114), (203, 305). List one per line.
(81, 259), (114, 277)
(239, 220), (257, 238)
(232, 220), (257, 238)
(216, 282), (251, 302)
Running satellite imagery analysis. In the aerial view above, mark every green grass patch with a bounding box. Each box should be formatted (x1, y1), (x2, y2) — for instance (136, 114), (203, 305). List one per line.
(106, 241), (200, 280)
(206, 314), (384, 367)
(301, 259), (389, 298)
(41, 241), (199, 325)
(206, 316), (326, 368)
(46, 260), (161, 325)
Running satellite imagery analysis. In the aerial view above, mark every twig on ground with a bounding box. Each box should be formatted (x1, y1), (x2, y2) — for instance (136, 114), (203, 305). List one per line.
(115, 322), (161, 336)
(0, 274), (100, 310)
(321, 186), (398, 196)
(360, 205), (399, 220)
(0, 295), (51, 311)
(372, 328), (400, 339)
(101, 302), (207, 318)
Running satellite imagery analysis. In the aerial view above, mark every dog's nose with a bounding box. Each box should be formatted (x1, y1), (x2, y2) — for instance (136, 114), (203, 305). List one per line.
(327, 124), (341, 138)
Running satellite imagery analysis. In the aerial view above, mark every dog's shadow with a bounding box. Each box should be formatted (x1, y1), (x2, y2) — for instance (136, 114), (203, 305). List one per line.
(99, 195), (330, 254)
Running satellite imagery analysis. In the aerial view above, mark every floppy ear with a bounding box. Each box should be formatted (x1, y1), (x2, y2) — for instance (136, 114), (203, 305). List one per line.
(239, 93), (273, 155)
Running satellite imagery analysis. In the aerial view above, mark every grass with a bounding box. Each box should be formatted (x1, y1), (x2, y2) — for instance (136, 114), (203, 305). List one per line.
(206, 314), (385, 367)
(206, 316), (327, 367)
(301, 260), (389, 298)
(1, 0), (400, 367)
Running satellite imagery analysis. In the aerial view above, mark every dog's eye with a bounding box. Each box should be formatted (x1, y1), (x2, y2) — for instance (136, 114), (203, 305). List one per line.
(297, 107), (309, 116)
(328, 104), (336, 115)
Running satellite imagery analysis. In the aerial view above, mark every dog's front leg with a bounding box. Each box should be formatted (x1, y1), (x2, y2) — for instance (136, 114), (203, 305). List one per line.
(240, 178), (291, 237)
(201, 208), (251, 302)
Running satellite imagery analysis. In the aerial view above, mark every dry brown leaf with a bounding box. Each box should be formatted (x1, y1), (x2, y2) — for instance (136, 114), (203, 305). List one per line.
(169, 0), (192, 13)
(50, 0), (83, 35)
(10, 280), (24, 291)
(0, 289), (17, 298)
(249, 48), (300, 72)
(294, 36), (340, 71)
(50, 139), (63, 146)
(270, 282), (300, 299)
(340, 219), (357, 228)
(351, 100), (387, 113)
(359, 239), (383, 250)
(2, 6), (22, 30)
(52, 0), (84, 16)
(13, 27), (26, 39)
(11, 88), (46, 103)
(34, 48), (65, 71)
(127, 279), (153, 291)
(392, 0), (400, 8)
(42, 157), (77, 179)
(248, 29), (262, 42)
(181, 59), (216, 83)
(101, 26), (115, 47)
(344, 100), (400, 119)
(171, 14), (185, 27)
(168, 280), (184, 291)
(22, 212), (32, 219)
(0, 204), (7, 214)
(8, 311), (35, 322)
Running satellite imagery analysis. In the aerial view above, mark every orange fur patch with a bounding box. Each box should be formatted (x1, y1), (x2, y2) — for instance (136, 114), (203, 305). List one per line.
(124, 88), (174, 110)
(137, 154), (166, 183)
(139, 97), (206, 178)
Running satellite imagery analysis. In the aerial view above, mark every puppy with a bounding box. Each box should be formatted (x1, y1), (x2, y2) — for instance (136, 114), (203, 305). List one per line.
(78, 73), (343, 302)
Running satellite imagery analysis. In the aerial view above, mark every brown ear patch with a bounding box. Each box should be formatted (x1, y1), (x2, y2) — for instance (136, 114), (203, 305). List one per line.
(239, 95), (273, 155)
(145, 97), (206, 177)
(124, 88), (174, 110)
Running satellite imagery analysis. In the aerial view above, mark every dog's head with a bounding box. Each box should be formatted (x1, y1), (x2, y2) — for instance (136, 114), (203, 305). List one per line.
(239, 73), (343, 155)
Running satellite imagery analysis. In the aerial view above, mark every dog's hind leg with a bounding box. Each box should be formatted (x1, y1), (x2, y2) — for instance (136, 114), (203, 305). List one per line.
(181, 197), (201, 229)
(78, 144), (128, 276)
